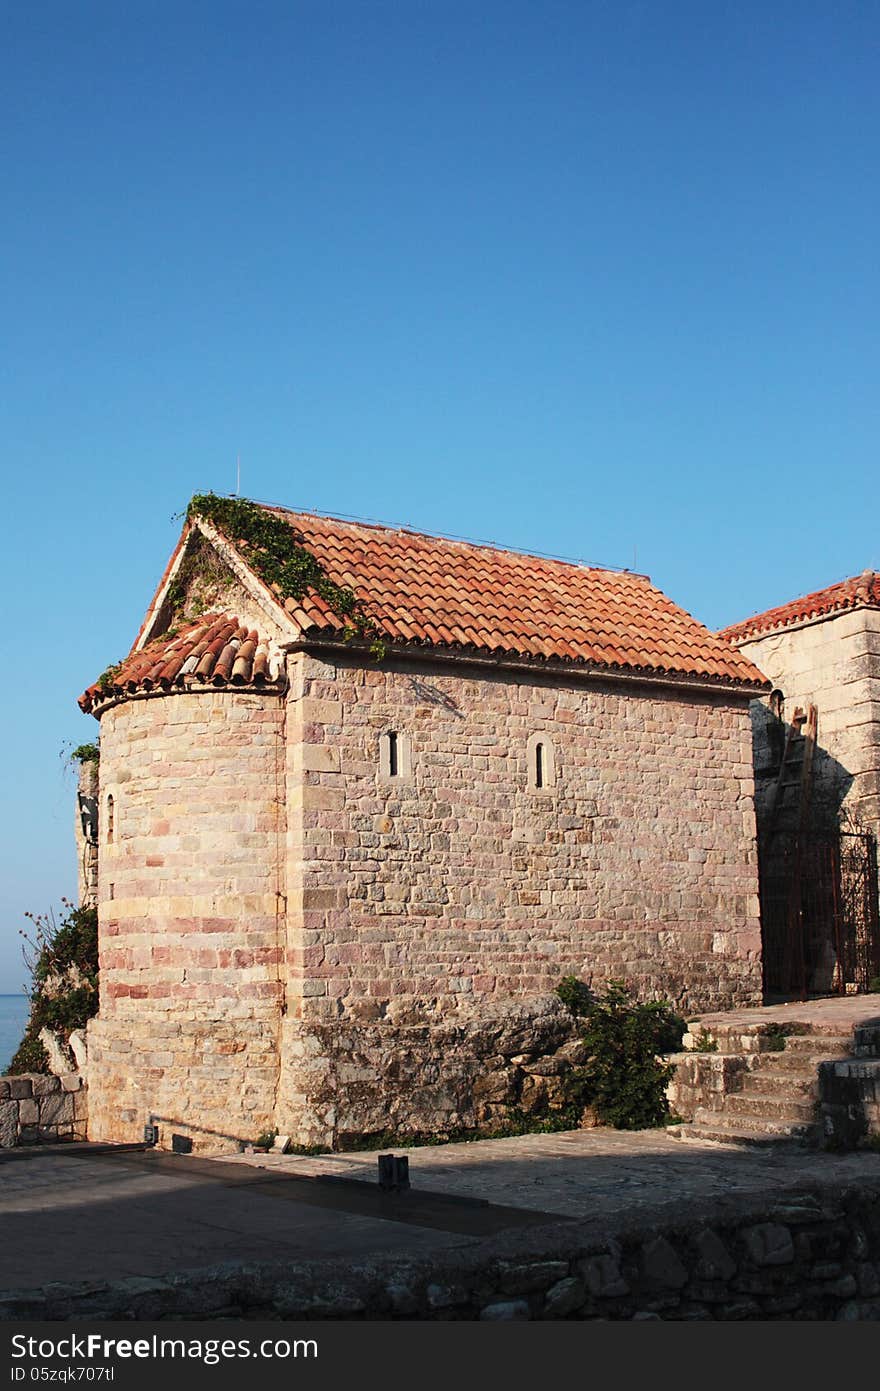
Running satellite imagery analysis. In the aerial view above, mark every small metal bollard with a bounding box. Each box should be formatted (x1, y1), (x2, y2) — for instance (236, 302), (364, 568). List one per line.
(378, 1153), (410, 1192)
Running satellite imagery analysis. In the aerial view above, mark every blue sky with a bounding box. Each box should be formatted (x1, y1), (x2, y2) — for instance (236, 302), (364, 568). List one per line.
(1, 1), (878, 990)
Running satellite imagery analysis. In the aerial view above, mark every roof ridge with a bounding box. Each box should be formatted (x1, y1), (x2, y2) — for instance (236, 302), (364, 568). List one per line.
(255, 499), (645, 578)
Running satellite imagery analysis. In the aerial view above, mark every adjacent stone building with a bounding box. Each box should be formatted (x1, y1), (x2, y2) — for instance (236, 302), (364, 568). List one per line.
(77, 497), (768, 1152)
(722, 572), (880, 998)
(723, 571), (880, 844)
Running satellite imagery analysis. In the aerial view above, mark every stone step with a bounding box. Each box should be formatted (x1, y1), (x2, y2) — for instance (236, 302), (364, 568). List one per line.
(737, 1072), (818, 1099)
(745, 1050), (852, 1075)
(776, 1033), (854, 1054)
(680, 1112), (819, 1146)
(723, 1093), (817, 1123)
(693, 1026), (855, 1055)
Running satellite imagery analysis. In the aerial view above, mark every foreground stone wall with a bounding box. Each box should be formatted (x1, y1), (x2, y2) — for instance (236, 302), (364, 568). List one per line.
(279, 652), (762, 1144)
(738, 607), (880, 840)
(88, 690), (287, 1151)
(4, 1180), (878, 1321)
(820, 1059), (880, 1149)
(0, 1073), (87, 1147)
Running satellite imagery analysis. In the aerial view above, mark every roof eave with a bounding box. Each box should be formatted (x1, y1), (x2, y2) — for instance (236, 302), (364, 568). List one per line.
(724, 600), (880, 647)
(282, 633), (770, 699)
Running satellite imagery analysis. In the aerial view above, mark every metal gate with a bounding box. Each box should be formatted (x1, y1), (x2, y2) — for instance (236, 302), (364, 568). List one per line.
(760, 830), (880, 1000)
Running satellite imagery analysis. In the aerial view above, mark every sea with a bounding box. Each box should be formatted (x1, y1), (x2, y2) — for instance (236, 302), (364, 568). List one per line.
(0, 994), (30, 1074)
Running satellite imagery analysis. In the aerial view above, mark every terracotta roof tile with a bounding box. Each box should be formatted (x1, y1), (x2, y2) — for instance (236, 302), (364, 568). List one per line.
(259, 507), (767, 688)
(721, 570), (880, 644)
(78, 614), (283, 714)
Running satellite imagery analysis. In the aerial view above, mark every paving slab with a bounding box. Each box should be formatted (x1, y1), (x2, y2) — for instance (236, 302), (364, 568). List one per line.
(2, 1126), (878, 1299)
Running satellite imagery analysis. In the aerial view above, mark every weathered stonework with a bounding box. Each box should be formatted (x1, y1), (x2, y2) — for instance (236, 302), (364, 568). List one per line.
(77, 502), (773, 1153)
(5, 1178), (879, 1321)
(84, 636), (763, 1152)
(0, 1072), (87, 1147)
(736, 606), (880, 842)
(276, 652), (762, 1146)
(87, 690), (287, 1149)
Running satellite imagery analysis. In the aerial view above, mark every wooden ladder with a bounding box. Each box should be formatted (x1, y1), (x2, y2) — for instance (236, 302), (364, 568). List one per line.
(767, 703), (818, 837)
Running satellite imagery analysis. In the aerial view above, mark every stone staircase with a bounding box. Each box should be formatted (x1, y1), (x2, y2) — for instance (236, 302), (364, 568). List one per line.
(668, 1012), (880, 1148)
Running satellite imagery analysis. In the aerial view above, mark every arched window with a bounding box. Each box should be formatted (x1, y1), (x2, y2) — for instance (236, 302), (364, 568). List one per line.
(379, 730), (412, 781)
(534, 741), (546, 789)
(527, 733), (556, 791)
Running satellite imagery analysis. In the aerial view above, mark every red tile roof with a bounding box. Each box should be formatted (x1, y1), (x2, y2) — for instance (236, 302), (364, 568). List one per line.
(78, 614), (281, 714)
(262, 508), (767, 688)
(721, 570), (880, 645)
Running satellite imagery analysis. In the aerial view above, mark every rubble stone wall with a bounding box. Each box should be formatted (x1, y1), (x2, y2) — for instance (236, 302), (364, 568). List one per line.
(0, 1073), (87, 1147)
(8, 1180), (880, 1321)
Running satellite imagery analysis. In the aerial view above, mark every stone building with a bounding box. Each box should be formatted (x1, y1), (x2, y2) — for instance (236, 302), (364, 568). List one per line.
(722, 572), (880, 997)
(722, 571), (880, 844)
(77, 497), (768, 1151)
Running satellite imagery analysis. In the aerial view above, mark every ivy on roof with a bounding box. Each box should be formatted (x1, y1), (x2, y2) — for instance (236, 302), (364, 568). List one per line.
(185, 494), (385, 659)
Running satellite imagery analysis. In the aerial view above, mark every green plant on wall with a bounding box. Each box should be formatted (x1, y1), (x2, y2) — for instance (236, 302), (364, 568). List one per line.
(69, 743), (100, 765)
(556, 978), (686, 1130)
(8, 901), (99, 1074)
(185, 493), (386, 660)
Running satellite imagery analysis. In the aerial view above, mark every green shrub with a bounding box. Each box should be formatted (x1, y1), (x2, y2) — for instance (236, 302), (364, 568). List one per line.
(555, 973), (594, 1017)
(69, 743), (100, 765)
(7, 900), (99, 1074)
(556, 979), (686, 1130)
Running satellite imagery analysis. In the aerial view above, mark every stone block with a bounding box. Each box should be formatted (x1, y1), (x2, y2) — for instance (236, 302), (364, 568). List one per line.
(426, 1283), (470, 1310)
(741, 1222), (794, 1267)
(299, 745), (341, 773)
(39, 1093), (75, 1126)
(18, 1099), (39, 1126)
(543, 1277), (587, 1317)
(480, 1300), (530, 1321)
(641, 1236), (689, 1290)
(497, 1261), (569, 1297)
(577, 1252), (629, 1298)
(32, 1075), (61, 1097)
(0, 1101), (18, 1148)
(692, 1228), (737, 1281)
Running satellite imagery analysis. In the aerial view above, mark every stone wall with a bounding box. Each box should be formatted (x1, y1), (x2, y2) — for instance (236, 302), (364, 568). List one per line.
(88, 690), (287, 1151)
(281, 995), (582, 1149)
(5, 1180), (879, 1321)
(0, 1073), (87, 1147)
(737, 607), (880, 840)
(278, 652), (762, 1147)
(820, 1059), (880, 1149)
(89, 648), (764, 1153)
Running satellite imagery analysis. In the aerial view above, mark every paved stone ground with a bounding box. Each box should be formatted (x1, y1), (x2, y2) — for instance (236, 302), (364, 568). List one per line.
(228, 1126), (880, 1219)
(690, 994), (880, 1033)
(2, 1125), (878, 1297)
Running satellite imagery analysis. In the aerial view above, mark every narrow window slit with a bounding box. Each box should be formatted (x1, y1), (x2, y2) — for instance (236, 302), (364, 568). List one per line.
(388, 731), (399, 778)
(106, 794), (115, 843)
(534, 742), (545, 789)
